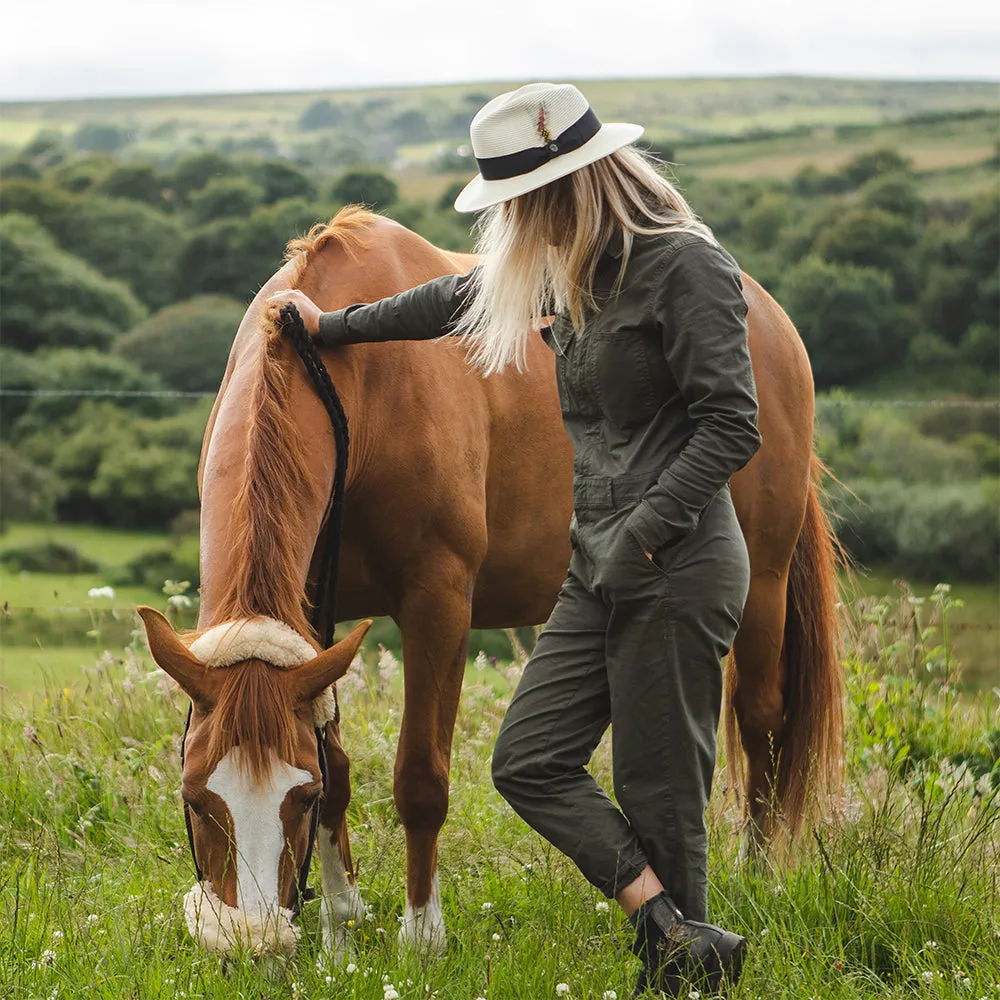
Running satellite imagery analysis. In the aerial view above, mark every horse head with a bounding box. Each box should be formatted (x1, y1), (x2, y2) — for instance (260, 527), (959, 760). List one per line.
(137, 606), (371, 956)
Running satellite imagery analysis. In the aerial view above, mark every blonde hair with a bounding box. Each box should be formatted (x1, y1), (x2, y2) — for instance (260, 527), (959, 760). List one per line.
(454, 145), (716, 375)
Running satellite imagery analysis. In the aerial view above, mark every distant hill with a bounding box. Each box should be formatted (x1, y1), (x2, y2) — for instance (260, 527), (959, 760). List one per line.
(2, 76), (996, 204)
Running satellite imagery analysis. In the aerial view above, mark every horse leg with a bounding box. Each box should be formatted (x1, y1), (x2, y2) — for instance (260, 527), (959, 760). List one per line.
(394, 563), (471, 955)
(317, 718), (365, 962)
(728, 571), (789, 861)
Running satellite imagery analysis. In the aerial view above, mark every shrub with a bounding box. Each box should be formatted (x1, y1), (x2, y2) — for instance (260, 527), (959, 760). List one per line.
(104, 538), (200, 590)
(330, 169), (398, 209)
(0, 213), (146, 352)
(830, 478), (1000, 581)
(0, 541), (99, 574)
(0, 446), (63, 525)
(113, 295), (243, 392)
(187, 177), (264, 223)
(778, 256), (904, 387)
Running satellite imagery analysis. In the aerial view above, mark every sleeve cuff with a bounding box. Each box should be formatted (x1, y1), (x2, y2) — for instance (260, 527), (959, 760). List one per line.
(316, 310), (348, 346)
(624, 499), (686, 554)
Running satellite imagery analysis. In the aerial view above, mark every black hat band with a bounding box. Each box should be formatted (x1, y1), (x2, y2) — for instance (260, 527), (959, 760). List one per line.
(475, 107), (602, 182)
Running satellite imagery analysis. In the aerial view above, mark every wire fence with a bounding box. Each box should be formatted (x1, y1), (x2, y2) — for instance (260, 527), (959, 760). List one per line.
(2, 389), (998, 407)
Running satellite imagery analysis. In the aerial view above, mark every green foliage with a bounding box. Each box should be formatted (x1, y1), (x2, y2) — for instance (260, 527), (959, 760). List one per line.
(859, 171), (923, 218)
(331, 169), (398, 209)
(73, 122), (131, 153)
(7, 350), (171, 441)
(838, 147), (913, 188)
(0, 540), (98, 574)
(50, 153), (115, 192)
(0, 446), (63, 526)
(0, 213), (146, 352)
(814, 206), (916, 294)
(113, 295), (243, 392)
(103, 538), (200, 590)
(299, 98), (345, 130)
(186, 175), (264, 223)
(168, 151), (238, 204)
(831, 478), (1000, 581)
(175, 197), (335, 300)
(778, 256), (903, 387)
(1, 179), (183, 309)
(16, 400), (209, 527)
(247, 159), (317, 204)
(95, 163), (171, 210)
(741, 191), (792, 251)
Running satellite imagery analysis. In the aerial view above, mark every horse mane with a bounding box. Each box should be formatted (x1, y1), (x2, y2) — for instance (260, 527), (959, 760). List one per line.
(206, 205), (377, 776)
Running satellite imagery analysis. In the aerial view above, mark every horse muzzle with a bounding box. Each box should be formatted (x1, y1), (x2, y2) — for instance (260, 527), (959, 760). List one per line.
(183, 883), (300, 956)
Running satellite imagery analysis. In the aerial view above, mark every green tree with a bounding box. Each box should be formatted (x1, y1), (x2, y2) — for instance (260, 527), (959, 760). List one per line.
(779, 255), (904, 387)
(7, 348), (172, 440)
(50, 154), (115, 192)
(838, 147), (912, 189)
(169, 151), (238, 204)
(0, 445), (63, 526)
(176, 197), (334, 300)
(299, 99), (345, 130)
(859, 172), (923, 218)
(96, 164), (170, 210)
(249, 160), (317, 204)
(330, 169), (398, 209)
(74, 122), (130, 153)
(187, 176), (264, 223)
(114, 296), (245, 392)
(814, 207), (916, 296)
(0, 214), (146, 353)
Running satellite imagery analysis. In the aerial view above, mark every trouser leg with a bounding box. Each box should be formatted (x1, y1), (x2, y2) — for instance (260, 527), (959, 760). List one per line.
(491, 552), (650, 898)
(606, 493), (750, 922)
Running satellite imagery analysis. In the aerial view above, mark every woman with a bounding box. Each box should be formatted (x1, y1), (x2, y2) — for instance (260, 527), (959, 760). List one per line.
(267, 82), (760, 997)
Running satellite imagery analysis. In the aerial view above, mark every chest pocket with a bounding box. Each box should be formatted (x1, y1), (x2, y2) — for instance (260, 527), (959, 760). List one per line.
(591, 323), (671, 428)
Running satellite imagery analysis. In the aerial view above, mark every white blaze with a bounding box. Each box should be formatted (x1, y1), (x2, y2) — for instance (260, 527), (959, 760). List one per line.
(206, 747), (312, 919)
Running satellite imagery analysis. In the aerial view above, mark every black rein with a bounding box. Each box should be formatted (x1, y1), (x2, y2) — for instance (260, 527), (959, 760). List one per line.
(178, 303), (350, 918)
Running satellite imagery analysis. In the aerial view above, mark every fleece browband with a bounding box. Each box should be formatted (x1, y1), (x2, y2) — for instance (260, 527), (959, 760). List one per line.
(188, 617), (338, 727)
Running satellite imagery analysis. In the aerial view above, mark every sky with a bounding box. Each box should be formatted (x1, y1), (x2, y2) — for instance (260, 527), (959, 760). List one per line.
(2, 0), (998, 102)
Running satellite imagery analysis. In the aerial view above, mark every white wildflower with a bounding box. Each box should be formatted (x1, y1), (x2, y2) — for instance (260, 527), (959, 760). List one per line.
(378, 645), (399, 685)
(481, 901), (494, 912)
(595, 900), (610, 914)
(926, 940), (939, 950)
(492, 932), (501, 941)
(51, 930), (63, 940)
(88, 586), (115, 600)
(40, 949), (57, 965)
(689, 993), (701, 999)
(474, 650), (489, 671)
(921, 971), (936, 982)
(384, 988), (400, 1000)
(346, 963), (357, 973)
(86, 914), (98, 925)
(167, 594), (192, 609)
(556, 985), (570, 997)
(603, 992), (618, 1000)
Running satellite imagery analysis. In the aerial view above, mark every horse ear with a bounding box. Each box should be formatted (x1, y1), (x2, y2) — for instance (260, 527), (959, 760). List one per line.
(292, 619), (373, 706)
(136, 606), (215, 705)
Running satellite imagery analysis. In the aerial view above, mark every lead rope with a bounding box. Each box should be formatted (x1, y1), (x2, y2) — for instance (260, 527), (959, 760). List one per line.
(279, 302), (351, 915)
(177, 304), (350, 917)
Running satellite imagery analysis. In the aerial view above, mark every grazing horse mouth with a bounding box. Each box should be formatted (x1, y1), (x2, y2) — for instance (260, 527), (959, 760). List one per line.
(184, 882), (301, 956)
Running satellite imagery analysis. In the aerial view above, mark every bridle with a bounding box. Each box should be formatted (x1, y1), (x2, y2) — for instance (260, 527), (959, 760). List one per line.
(177, 304), (349, 919)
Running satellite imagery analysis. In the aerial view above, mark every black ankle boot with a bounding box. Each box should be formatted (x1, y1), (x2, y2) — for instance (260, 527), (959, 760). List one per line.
(629, 892), (747, 997)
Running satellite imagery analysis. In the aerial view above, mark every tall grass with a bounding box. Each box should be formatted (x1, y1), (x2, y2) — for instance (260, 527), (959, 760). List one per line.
(1, 585), (997, 999)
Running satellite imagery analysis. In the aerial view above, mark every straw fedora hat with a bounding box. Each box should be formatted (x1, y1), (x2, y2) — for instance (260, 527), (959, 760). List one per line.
(453, 82), (644, 214)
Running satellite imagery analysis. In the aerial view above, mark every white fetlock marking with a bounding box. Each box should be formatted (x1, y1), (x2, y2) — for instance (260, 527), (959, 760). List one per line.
(318, 834), (365, 962)
(397, 872), (446, 955)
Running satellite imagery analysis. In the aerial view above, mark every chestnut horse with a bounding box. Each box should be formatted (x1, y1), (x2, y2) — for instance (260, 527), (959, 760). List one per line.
(141, 206), (842, 959)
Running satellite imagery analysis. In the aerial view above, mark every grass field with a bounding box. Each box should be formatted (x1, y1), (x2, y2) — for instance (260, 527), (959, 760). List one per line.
(1, 586), (998, 998)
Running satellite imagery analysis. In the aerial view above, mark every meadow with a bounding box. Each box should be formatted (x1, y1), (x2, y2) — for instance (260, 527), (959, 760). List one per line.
(1, 539), (999, 998)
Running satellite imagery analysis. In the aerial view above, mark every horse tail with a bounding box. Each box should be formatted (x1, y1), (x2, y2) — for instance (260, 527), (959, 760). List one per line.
(724, 454), (846, 838)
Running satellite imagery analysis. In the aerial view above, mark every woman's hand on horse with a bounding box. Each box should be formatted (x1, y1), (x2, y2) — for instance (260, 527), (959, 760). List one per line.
(265, 290), (322, 336)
